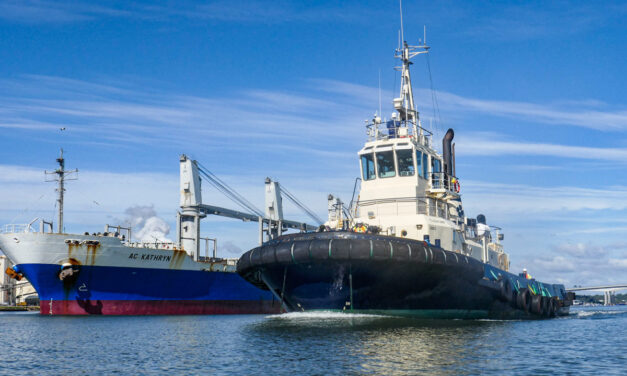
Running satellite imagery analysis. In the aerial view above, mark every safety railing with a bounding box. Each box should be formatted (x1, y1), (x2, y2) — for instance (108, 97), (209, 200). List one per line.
(126, 241), (179, 250)
(366, 119), (432, 144)
(1, 218), (53, 234)
(429, 172), (459, 194)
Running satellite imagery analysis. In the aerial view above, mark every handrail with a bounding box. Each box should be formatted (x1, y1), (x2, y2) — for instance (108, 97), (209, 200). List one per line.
(1, 218), (53, 234)
(365, 119), (433, 142)
(428, 171), (459, 193)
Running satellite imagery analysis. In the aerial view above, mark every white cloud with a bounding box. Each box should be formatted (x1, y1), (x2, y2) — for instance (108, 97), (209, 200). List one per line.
(514, 239), (627, 287)
(414, 89), (627, 132)
(456, 134), (627, 162)
(461, 180), (627, 217)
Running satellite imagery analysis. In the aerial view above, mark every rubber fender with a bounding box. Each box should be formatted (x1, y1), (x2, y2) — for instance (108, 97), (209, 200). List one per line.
(530, 294), (544, 315)
(274, 242), (292, 264)
(517, 288), (531, 313)
(292, 240), (312, 263)
(408, 242), (428, 263)
(433, 249), (446, 264)
(499, 278), (514, 303)
(261, 245), (277, 265)
(236, 251), (251, 273)
(350, 239), (372, 260)
(371, 239), (391, 260)
(392, 242), (411, 261)
(250, 247), (264, 267)
(547, 298), (557, 318)
(309, 239), (331, 260)
(330, 238), (351, 260)
(541, 296), (550, 317)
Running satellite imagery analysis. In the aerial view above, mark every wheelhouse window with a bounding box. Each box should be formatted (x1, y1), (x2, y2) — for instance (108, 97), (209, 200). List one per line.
(417, 151), (428, 178)
(432, 158), (441, 174)
(360, 153), (376, 181)
(431, 157), (442, 188)
(423, 153), (428, 178)
(376, 151), (396, 178)
(396, 149), (414, 176)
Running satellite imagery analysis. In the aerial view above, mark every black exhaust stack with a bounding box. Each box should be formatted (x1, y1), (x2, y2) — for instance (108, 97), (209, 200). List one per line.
(442, 128), (454, 176)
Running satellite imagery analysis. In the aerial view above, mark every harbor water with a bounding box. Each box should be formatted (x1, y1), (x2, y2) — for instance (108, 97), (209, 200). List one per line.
(1, 306), (625, 375)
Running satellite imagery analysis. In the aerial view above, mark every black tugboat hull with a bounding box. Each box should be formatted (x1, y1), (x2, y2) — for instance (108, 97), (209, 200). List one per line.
(237, 232), (572, 319)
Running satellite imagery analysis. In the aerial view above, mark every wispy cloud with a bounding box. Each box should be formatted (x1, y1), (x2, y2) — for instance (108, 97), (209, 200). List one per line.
(143, 0), (376, 24)
(0, 75), (366, 160)
(458, 1), (627, 41)
(0, 0), (376, 24)
(525, 241), (627, 287)
(457, 133), (627, 162)
(461, 180), (627, 216)
(3, 75), (627, 169)
(0, 0), (129, 23)
(314, 79), (627, 132)
(414, 89), (627, 132)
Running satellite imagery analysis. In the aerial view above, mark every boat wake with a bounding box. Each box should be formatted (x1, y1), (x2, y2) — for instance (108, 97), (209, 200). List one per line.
(267, 311), (385, 321)
(573, 308), (627, 319)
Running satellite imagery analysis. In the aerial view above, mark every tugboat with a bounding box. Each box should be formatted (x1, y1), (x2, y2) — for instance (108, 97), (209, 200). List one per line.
(237, 38), (575, 319)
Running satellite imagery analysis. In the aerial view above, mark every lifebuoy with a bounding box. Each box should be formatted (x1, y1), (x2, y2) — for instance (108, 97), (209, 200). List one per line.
(453, 180), (460, 193)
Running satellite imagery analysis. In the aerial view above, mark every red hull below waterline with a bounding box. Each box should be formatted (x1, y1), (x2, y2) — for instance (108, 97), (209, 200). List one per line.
(40, 299), (281, 315)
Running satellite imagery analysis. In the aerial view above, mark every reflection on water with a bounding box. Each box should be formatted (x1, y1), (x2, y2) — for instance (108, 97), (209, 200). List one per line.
(0, 307), (625, 375)
(244, 308), (627, 375)
(248, 312), (510, 375)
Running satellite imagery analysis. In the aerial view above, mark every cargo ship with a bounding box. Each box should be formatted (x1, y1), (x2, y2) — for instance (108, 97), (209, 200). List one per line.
(0, 154), (296, 315)
(237, 37), (575, 319)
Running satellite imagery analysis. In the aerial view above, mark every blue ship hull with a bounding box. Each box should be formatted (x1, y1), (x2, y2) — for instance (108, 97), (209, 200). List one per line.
(20, 263), (280, 315)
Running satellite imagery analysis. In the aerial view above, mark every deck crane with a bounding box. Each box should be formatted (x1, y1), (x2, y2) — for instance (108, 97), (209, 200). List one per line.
(177, 155), (319, 260)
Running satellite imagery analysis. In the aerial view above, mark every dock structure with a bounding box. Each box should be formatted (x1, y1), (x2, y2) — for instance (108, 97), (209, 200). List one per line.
(1, 255), (38, 306)
(567, 285), (627, 306)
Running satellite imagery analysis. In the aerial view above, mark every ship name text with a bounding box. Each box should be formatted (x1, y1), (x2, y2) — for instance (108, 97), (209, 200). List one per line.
(128, 253), (172, 262)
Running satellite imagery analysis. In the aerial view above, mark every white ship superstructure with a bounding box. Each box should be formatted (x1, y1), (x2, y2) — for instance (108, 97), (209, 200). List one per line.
(330, 40), (509, 271)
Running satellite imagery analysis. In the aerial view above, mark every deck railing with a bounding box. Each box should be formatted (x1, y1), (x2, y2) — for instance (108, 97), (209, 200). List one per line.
(1, 218), (53, 234)
(429, 172), (459, 194)
(366, 119), (432, 144)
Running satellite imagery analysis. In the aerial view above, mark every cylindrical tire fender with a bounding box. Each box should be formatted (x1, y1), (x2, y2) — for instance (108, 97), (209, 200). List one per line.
(531, 294), (544, 315)
(499, 278), (514, 303)
(517, 288), (531, 312)
(547, 298), (557, 318)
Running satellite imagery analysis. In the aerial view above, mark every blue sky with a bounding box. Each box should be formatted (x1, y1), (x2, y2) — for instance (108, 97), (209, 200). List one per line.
(1, 0), (626, 288)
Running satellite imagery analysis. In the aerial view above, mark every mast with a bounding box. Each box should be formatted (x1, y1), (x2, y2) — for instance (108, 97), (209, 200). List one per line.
(45, 149), (78, 233)
(393, 27), (430, 135)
